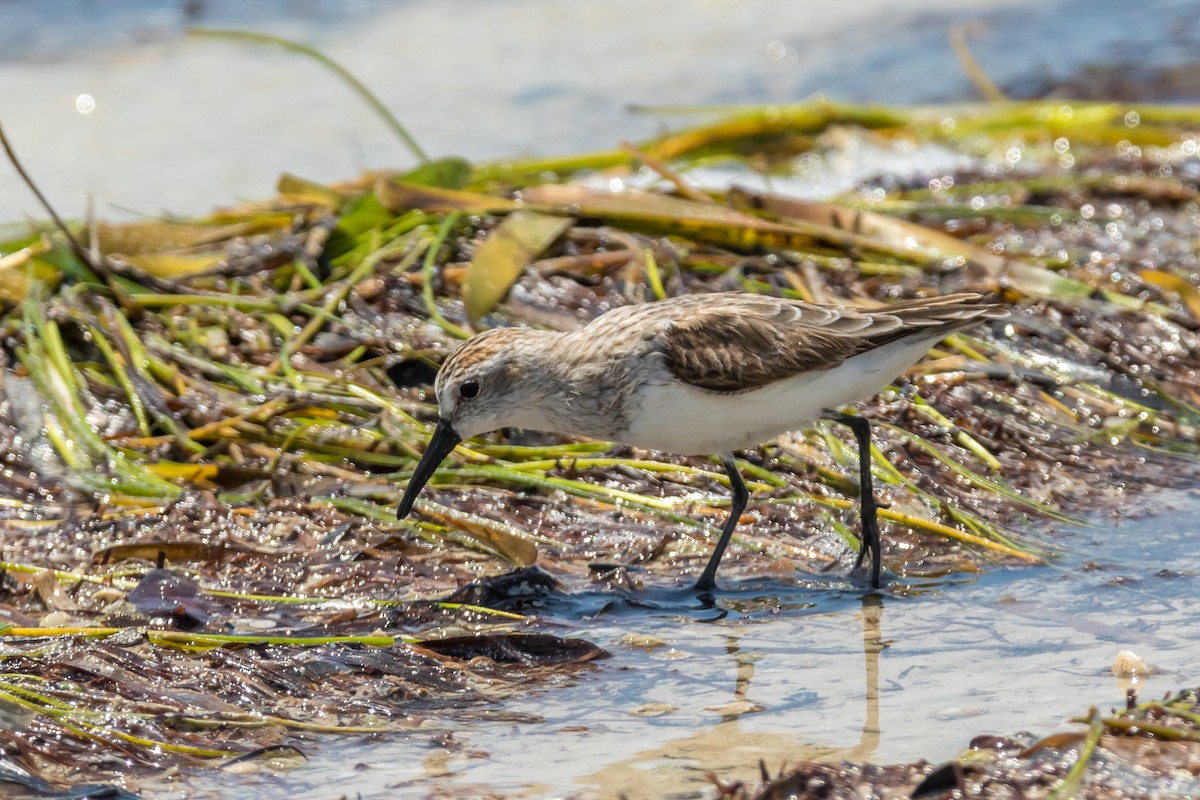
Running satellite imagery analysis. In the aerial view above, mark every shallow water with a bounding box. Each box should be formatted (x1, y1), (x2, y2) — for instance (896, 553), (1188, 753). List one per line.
(142, 487), (1200, 799)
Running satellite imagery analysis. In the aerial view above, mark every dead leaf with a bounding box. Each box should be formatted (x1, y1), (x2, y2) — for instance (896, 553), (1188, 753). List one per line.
(703, 699), (765, 716)
(375, 178), (520, 214)
(31, 571), (79, 613)
(1140, 268), (1200, 319)
(463, 211), (573, 323)
(630, 702), (677, 716)
(276, 173), (345, 208)
(93, 541), (272, 566)
(417, 633), (608, 665)
(413, 501), (539, 566)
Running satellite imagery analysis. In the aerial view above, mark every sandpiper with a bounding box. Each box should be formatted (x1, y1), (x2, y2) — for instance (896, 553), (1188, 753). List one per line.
(397, 292), (1006, 591)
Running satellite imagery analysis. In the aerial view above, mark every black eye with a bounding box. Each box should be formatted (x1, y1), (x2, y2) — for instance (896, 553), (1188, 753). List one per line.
(460, 380), (480, 399)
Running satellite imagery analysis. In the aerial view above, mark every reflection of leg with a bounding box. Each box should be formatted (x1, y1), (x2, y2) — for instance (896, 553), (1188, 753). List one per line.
(711, 633), (761, 722)
(856, 593), (884, 759)
(724, 633), (754, 702)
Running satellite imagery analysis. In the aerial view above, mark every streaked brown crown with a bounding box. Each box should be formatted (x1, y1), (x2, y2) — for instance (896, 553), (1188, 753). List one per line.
(435, 328), (531, 393)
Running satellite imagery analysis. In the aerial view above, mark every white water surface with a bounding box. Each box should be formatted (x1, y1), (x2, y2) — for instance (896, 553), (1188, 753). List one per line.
(3, 0), (1198, 221)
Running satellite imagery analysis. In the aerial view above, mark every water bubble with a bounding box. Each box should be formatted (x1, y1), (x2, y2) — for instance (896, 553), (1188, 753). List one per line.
(766, 40), (789, 62)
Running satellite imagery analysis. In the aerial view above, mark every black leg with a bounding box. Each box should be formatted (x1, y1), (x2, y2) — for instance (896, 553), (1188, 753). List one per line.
(831, 413), (882, 589)
(693, 453), (749, 593)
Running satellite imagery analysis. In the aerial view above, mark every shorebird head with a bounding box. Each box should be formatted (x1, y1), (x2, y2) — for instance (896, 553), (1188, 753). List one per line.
(396, 328), (546, 519)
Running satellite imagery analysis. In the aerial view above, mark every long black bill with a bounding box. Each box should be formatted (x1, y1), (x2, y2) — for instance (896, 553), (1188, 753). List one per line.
(397, 417), (462, 519)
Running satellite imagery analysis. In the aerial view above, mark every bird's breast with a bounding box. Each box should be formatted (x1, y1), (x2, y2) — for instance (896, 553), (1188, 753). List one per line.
(617, 334), (941, 454)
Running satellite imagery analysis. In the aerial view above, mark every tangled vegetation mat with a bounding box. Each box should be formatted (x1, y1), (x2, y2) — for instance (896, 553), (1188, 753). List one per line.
(1, 93), (1199, 797)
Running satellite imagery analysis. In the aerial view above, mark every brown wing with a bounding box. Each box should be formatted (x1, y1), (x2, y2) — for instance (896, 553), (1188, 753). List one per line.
(659, 292), (1002, 393)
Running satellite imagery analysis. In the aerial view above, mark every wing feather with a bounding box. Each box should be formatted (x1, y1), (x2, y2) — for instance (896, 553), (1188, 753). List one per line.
(658, 293), (1002, 393)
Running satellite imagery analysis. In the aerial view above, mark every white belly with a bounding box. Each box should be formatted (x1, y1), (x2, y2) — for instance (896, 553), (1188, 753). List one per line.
(620, 335), (939, 454)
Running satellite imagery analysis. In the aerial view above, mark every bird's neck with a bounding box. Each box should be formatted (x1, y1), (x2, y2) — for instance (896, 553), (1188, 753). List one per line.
(505, 330), (631, 441)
